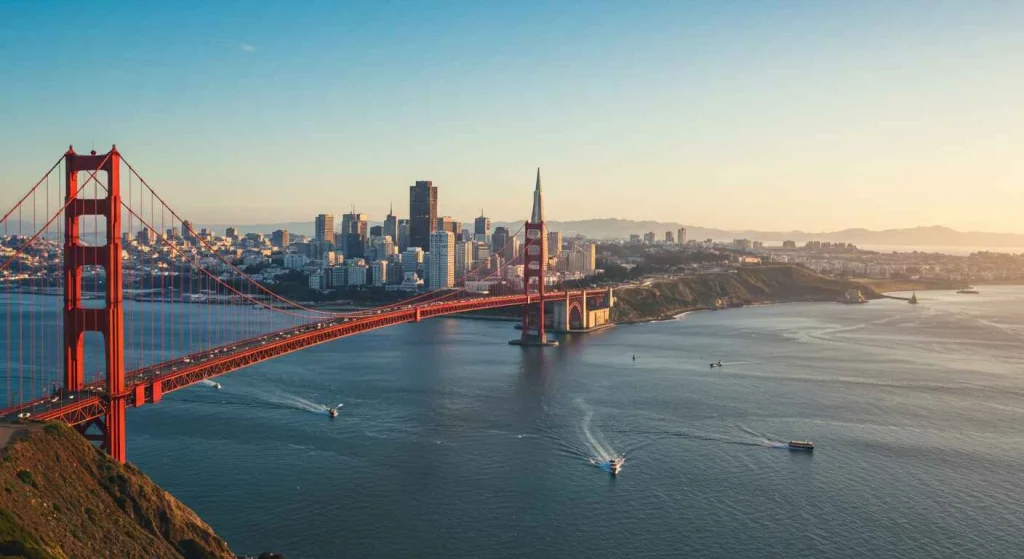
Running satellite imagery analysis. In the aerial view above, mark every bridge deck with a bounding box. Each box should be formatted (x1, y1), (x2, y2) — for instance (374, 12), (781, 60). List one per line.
(1, 290), (606, 426)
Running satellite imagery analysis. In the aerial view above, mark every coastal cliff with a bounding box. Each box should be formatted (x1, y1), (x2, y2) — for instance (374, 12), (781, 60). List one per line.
(611, 265), (878, 323)
(0, 422), (235, 559)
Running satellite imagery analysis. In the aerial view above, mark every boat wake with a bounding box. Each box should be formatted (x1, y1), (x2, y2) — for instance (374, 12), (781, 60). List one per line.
(209, 384), (341, 415)
(582, 410), (616, 462)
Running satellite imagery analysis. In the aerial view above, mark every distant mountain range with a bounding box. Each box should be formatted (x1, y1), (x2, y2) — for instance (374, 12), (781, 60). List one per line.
(6, 219), (1024, 250)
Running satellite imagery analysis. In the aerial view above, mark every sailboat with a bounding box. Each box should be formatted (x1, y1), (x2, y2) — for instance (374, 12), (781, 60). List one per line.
(909, 292), (918, 305)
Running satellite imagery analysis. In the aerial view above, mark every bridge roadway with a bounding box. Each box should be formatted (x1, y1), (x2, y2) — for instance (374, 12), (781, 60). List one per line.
(1, 289), (606, 427)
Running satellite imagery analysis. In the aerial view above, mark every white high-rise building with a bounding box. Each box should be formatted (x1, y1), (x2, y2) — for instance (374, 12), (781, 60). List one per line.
(677, 227), (687, 245)
(454, 240), (472, 279)
(372, 260), (388, 287)
(428, 230), (455, 289)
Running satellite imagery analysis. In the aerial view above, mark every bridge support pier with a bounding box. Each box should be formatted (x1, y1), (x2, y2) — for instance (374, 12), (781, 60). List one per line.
(63, 147), (126, 463)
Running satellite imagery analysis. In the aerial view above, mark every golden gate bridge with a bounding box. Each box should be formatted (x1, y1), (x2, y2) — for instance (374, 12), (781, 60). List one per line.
(0, 146), (612, 463)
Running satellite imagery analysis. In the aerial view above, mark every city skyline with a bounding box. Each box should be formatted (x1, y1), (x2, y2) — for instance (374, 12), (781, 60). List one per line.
(2, 1), (1023, 233)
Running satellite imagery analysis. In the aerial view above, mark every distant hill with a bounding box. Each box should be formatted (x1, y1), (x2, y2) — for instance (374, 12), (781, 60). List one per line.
(6, 217), (1023, 250)
(487, 220), (1024, 249)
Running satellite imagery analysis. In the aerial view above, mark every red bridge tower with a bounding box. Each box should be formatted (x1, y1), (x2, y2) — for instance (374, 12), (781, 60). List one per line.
(513, 169), (558, 347)
(63, 146), (127, 462)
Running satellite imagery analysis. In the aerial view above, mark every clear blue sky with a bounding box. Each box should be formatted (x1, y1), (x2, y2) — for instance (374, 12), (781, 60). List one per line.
(1, 0), (1022, 232)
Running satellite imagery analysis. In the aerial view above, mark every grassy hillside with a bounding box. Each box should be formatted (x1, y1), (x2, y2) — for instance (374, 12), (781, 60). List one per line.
(0, 422), (234, 559)
(611, 265), (877, 322)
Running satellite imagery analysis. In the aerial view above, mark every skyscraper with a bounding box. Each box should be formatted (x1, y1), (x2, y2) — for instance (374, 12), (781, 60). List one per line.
(665, 231), (674, 243)
(384, 203), (400, 249)
(409, 180), (437, 250)
(454, 240), (472, 279)
(491, 226), (511, 260)
(181, 220), (197, 245)
(474, 211), (490, 242)
(340, 212), (368, 258)
(435, 216), (460, 238)
(315, 212), (335, 256)
(677, 227), (687, 244)
(428, 231), (454, 289)
(225, 227), (238, 241)
(547, 231), (562, 257)
(398, 219), (410, 252)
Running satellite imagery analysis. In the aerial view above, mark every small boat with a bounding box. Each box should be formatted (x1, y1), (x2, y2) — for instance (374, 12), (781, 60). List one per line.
(909, 292), (918, 304)
(957, 289), (980, 294)
(710, 360), (723, 369)
(787, 440), (814, 451)
(328, 407), (339, 418)
(214, 382), (222, 390)
(608, 456), (624, 475)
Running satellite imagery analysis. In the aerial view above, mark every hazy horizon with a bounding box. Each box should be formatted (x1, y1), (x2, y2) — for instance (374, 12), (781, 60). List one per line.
(2, 1), (1022, 233)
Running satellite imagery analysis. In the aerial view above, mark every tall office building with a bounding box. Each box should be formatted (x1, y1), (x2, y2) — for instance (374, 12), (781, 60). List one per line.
(181, 220), (197, 245)
(225, 227), (238, 241)
(436, 216), (460, 237)
(370, 235), (395, 262)
(271, 229), (290, 248)
(580, 242), (596, 274)
(491, 226), (512, 261)
(677, 227), (687, 244)
(428, 230), (455, 289)
(665, 231), (674, 243)
(340, 212), (368, 258)
(409, 180), (437, 250)
(398, 219), (410, 252)
(314, 214), (335, 247)
(474, 211), (490, 242)
(384, 203), (400, 249)
(547, 231), (562, 257)
(454, 240), (472, 279)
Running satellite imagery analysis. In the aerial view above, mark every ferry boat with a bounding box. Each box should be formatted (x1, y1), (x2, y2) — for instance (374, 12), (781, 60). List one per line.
(608, 456), (624, 475)
(957, 288), (980, 294)
(909, 292), (918, 304)
(787, 440), (814, 451)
